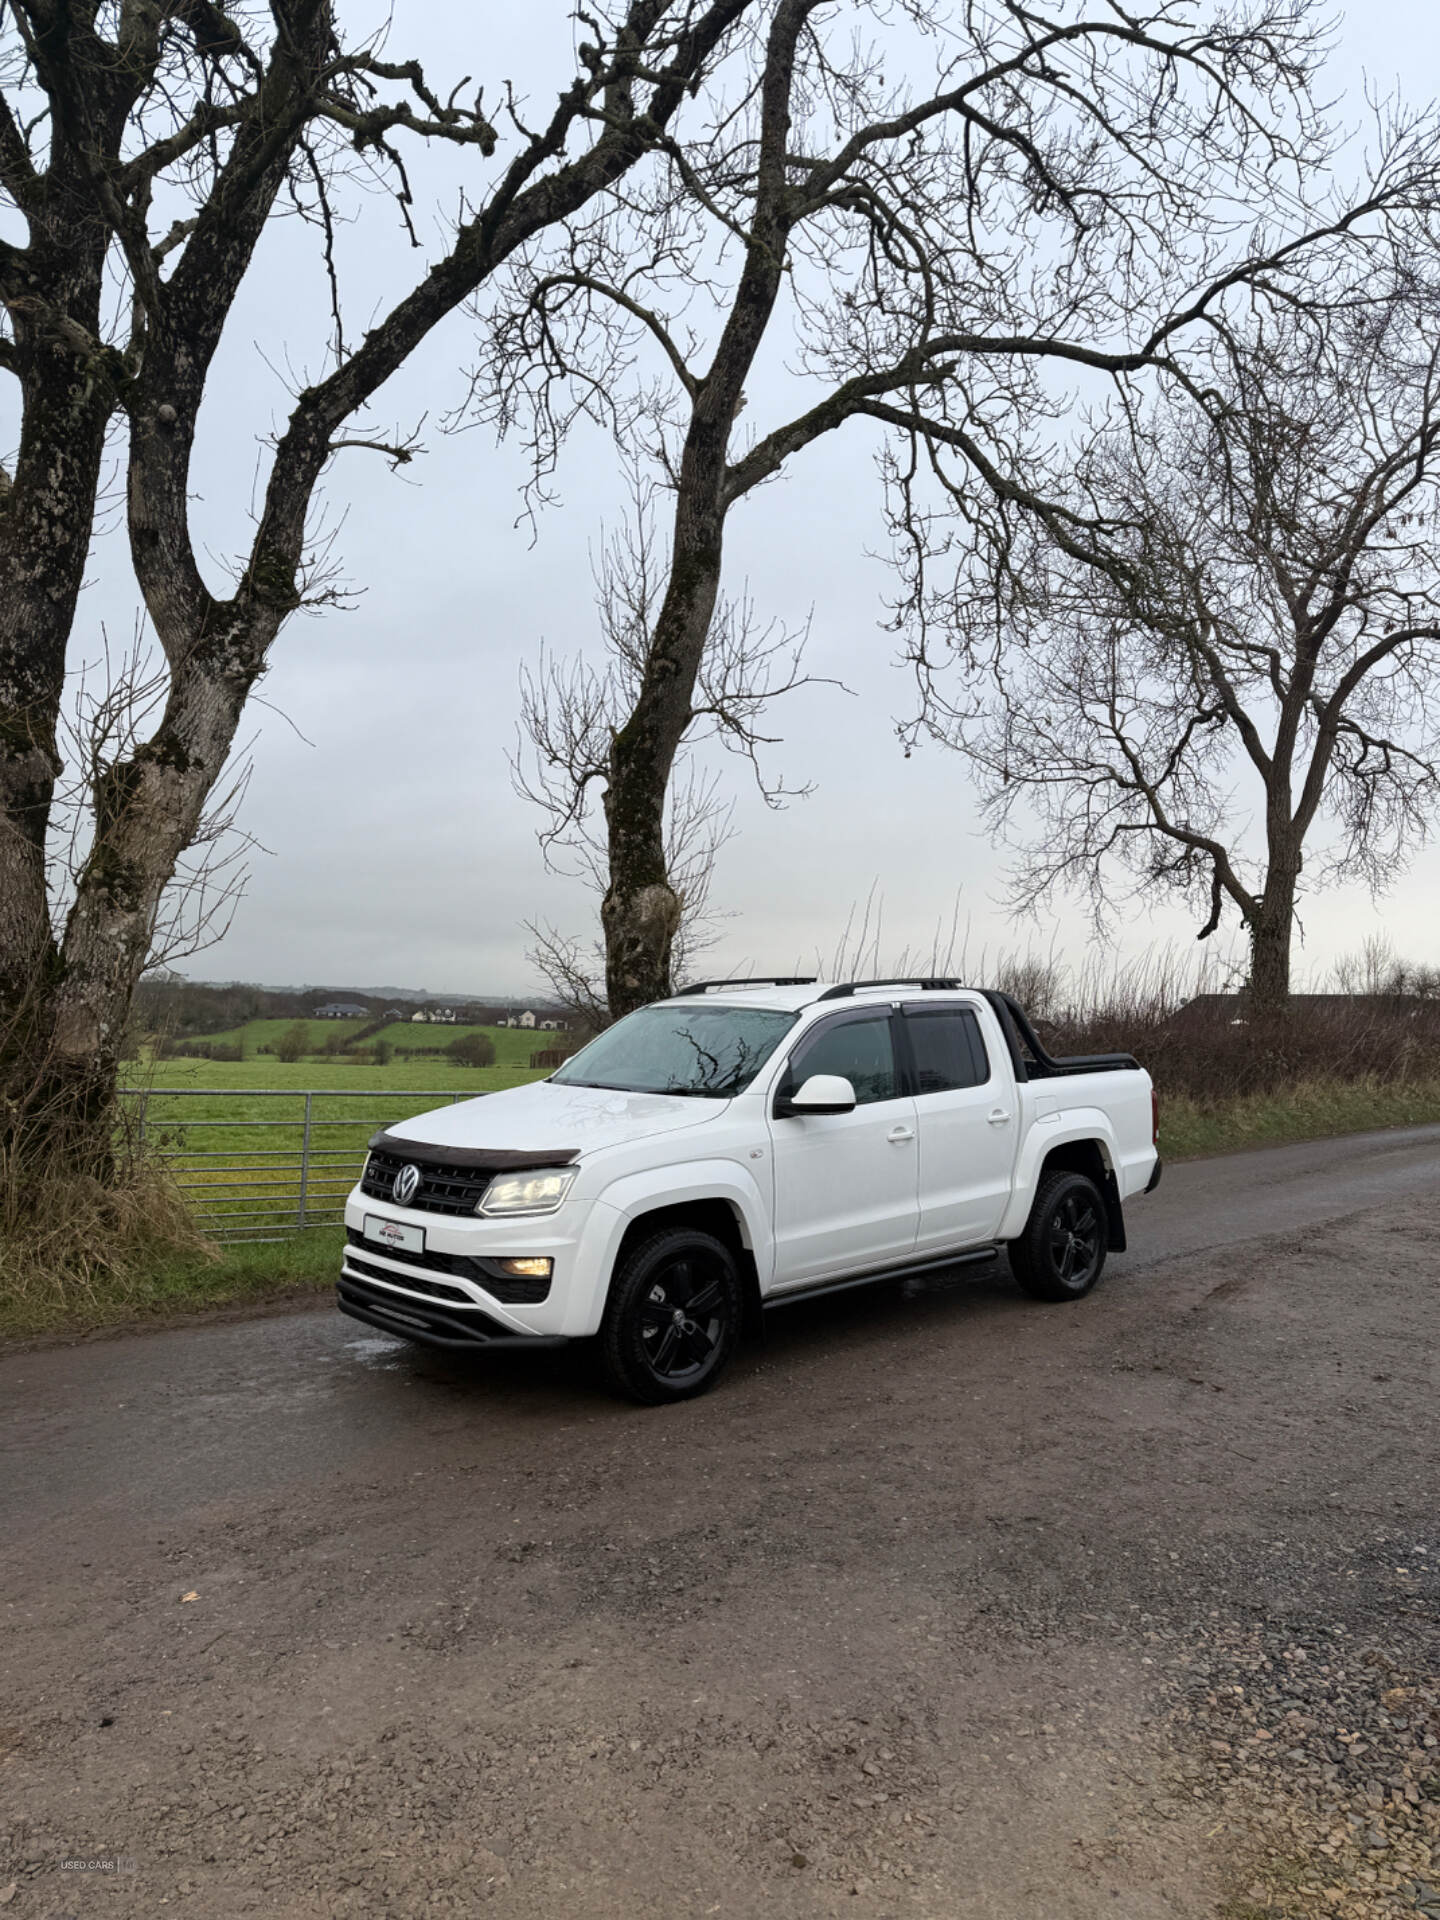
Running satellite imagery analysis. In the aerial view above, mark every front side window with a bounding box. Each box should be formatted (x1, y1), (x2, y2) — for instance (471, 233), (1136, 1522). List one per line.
(906, 1008), (991, 1093)
(783, 1015), (899, 1106)
(551, 1005), (796, 1099)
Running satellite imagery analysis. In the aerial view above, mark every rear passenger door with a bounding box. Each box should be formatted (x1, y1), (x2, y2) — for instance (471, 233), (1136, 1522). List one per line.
(766, 1010), (919, 1288)
(902, 1003), (1018, 1253)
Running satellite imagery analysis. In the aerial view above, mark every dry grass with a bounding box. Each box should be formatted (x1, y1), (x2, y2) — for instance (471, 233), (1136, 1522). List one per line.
(0, 1155), (221, 1338)
(1159, 1076), (1440, 1160)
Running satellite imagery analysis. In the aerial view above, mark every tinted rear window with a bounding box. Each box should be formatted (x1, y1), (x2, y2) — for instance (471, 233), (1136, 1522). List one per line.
(905, 1008), (990, 1093)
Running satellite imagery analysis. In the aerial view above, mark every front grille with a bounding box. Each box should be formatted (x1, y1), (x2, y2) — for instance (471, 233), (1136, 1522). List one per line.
(345, 1229), (552, 1306)
(360, 1148), (492, 1216)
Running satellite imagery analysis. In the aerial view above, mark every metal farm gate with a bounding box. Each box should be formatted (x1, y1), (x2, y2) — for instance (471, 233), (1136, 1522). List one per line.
(129, 1087), (475, 1243)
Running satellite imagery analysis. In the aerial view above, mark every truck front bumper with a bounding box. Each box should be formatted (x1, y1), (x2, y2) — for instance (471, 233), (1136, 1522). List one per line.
(337, 1266), (571, 1352)
(340, 1186), (614, 1340)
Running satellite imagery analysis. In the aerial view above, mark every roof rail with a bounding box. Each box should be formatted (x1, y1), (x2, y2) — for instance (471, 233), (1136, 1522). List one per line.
(816, 976), (966, 1001)
(677, 975), (819, 995)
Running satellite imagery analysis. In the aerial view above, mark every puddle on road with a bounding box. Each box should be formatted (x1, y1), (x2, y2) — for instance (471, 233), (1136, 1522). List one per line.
(344, 1336), (407, 1370)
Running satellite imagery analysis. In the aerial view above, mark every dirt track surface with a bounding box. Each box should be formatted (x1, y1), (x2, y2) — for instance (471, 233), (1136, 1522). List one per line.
(2, 1128), (1437, 1918)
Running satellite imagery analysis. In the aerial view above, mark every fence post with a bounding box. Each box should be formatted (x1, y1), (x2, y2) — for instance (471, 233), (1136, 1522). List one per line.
(298, 1091), (313, 1228)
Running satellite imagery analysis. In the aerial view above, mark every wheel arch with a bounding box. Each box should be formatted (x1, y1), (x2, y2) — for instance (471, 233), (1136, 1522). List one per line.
(1035, 1138), (1126, 1252)
(611, 1198), (764, 1339)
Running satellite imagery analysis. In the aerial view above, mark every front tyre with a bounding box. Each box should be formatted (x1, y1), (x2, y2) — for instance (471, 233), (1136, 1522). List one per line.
(1008, 1170), (1108, 1302)
(598, 1228), (742, 1405)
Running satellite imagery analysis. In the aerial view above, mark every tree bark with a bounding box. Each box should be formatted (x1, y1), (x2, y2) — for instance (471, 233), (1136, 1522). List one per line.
(601, 528), (723, 1015)
(1246, 878), (1297, 1019)
(0, 183), (123, 1160)
(32, 624), (274, 1174)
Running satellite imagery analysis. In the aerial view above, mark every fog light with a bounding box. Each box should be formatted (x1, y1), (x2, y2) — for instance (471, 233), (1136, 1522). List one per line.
(496, 1257), (553, 1279)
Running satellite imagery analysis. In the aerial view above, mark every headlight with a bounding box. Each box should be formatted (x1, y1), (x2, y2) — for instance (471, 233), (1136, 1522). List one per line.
(478, 1169), (578, 1216)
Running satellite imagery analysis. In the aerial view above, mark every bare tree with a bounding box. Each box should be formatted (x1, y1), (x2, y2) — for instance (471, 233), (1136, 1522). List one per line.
(904, 240), (1440, 1014)
(522, 763), (735, 1037)
(0, 0), (754, 1183)
(481, 0), (1422, 1018)
(517, 465), (807, 1016)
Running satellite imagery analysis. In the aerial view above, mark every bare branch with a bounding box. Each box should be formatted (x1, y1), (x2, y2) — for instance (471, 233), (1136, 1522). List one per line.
(902, 225), (1440, 1006)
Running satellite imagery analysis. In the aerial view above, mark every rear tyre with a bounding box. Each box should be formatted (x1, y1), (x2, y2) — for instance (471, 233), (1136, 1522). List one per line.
(598, 1228), (742, 1405)
(1008, 1170), (1108, 1302)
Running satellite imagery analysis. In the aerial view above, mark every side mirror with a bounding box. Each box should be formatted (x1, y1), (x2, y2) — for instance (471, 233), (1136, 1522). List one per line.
(777, 1073), (857, 1118)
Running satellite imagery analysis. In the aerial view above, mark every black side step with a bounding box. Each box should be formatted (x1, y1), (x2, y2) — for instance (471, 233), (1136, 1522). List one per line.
(763, 1244), (999, 1312)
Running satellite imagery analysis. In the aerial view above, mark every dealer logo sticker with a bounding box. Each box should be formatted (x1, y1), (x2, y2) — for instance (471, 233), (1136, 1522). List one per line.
(392, 1163), (421, 1206)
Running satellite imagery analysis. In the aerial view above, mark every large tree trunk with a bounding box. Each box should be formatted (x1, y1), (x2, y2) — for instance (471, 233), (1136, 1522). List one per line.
(7, 616), (273, 1183)
(1244, 779), (1302, 1019)
(0, 221), (121, 1172)
(601, 525), (724, 1016)
(1246, 867), (1297, 1020)
(1247, 912), (1293, 1017)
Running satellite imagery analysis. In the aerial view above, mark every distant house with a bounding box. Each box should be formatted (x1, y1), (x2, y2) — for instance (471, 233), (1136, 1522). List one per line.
(539, 1017), (563, 1030)
(519, 1009), (537, 1029)
(314, 1001), (369, 1019)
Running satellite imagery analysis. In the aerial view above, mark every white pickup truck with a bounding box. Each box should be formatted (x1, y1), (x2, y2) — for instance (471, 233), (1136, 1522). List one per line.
(340, 978), (1161, 1402)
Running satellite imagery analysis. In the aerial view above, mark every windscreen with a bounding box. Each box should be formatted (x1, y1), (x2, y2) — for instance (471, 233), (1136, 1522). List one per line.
(551, 1004), (797, 1099)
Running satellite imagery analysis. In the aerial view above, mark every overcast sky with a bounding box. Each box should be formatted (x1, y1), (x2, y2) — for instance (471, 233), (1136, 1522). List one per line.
(53, 2), (1440, 996)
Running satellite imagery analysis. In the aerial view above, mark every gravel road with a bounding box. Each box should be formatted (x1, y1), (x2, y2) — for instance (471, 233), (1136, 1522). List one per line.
(1, 1127), (1437, 1919)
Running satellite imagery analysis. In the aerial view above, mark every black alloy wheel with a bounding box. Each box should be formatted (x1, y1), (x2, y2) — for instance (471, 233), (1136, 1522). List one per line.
(1008, 1170), (1109, 1302)
(599, 1227), (742, 1404)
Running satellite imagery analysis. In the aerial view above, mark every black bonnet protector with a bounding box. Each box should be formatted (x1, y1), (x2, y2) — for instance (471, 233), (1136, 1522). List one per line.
(367, 1131), (579, 1171)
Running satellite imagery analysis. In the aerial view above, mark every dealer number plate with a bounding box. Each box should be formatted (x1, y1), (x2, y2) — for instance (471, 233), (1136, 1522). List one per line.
(364, 1215), (425, 1256)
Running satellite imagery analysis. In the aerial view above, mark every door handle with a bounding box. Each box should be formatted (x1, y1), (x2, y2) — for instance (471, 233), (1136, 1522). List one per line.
(887, 1125), (915, 1144)
(988, 1108), (1013, 1126)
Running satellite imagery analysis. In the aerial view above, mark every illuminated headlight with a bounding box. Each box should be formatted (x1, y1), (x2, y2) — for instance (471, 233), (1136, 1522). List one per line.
(497, 1257), (553, 1279)
(478, 1169), (578, 1216)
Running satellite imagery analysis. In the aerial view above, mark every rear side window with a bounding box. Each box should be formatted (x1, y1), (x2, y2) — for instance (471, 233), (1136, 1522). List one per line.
(784, 1015), (899, 1106)
(905, 1008), (990, 1093)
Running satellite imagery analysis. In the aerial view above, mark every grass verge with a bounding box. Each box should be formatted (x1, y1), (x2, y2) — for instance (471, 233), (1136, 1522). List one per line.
(1159, 1076), (1440, 1160)
(0, 1221), (343, 1346)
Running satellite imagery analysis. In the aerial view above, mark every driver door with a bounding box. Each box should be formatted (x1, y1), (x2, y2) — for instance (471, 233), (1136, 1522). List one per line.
(765, 1010), (919, 1290)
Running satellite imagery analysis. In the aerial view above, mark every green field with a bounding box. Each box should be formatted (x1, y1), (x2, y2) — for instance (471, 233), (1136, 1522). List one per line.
(133, 1050), (546, 1094)
(375, 1021), (557, 1064)
(185, 1016), (368, 1055)
(173, 1017), (560, 1066)
(122, 1051), (553, 1237)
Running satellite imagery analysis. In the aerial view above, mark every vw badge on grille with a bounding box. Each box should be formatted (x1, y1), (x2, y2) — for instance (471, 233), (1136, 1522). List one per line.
(392, 1162), (421, 1206)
